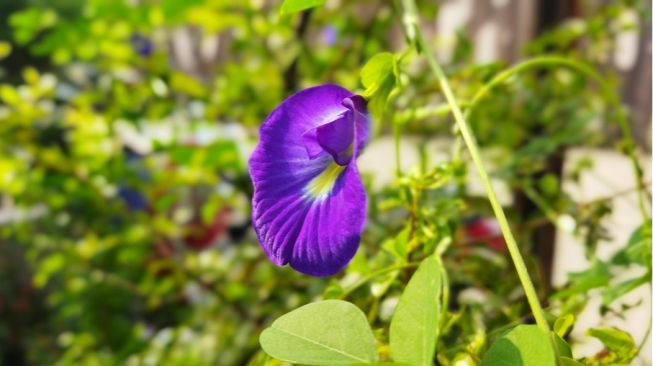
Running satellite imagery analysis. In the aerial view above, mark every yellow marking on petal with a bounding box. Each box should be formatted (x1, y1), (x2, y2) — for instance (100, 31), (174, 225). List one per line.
(304, 162), (345, 200)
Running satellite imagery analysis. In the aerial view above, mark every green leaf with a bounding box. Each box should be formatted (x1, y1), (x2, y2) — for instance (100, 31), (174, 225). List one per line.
(480, 325), (556, 366)
(612, 222), (652, 267)
(587, 326), (637, 363)
(538, 173), (559, 197)
(259, 300), (378, 365)
(348, 363), (412, 366)
(553, 314), (575, 338)
(602, 272), (650, 306)
(625, 222), (652, 268)
(0, 41), (11, 60)
(280, 0), (325, 14)
(361, 53), (395, 95)
(389, 255), (442, 366)
(382, 227), (409, 261)
(553, 332), (572, 358)
(360, 52), (397, 118)
(551, 260), (610, 300)
(559, 357), (583, 366)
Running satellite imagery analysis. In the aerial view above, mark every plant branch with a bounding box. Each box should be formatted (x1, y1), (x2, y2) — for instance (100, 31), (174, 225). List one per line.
(401, 0), (551, 332)
(458, 56), (651, 222)
(635, 286), (652, 359)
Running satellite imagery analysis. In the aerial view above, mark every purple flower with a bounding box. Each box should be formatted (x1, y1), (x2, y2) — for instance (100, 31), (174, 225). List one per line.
(118, 186), (148, 211)
(323, 25), (338, 46)
(249, 85), (370, 277)
(130, 33), (153, 57)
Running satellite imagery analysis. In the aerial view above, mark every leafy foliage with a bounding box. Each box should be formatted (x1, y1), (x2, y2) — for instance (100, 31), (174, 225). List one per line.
(0, 0), (650, 365)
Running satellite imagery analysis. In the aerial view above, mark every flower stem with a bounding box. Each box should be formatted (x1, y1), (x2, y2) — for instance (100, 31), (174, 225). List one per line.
(394, 121), (403, 177)
(401, 0), (550, 332)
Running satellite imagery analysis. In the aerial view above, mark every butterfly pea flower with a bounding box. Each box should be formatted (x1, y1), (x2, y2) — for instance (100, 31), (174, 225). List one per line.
(249, 84), (370, 276)
(129, 33), (153, 57)
(322, 25), (338, 46)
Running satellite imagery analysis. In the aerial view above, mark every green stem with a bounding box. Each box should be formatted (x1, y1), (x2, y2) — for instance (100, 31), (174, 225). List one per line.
(457, 56), (651, 221)
(401, 0), (550, 332)
(394, 121), (403, 177)
(521, 183), (564, 228)
(635, 284), (652, 358)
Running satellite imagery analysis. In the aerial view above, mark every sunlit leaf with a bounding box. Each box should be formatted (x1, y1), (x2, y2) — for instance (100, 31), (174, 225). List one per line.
(553, 314), (574, 338)
(259, 300), (378, 365)
(602, 272), (650, 306)
(0, 41), (12, 60)
(551, 260), (610, 300)
(280, 0), (325, 14)
(587, 326), (637, 363)
(553, 332), (572, 358)
(389, 255), (442, 366)
(361, 52), (397, 118)
(625, 222), (652, 268)
(480, 325), (556, 366)
(559, 357), (583, 366)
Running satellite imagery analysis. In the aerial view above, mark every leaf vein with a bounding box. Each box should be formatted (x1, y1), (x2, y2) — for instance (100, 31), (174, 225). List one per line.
(271, 326), (368, 362)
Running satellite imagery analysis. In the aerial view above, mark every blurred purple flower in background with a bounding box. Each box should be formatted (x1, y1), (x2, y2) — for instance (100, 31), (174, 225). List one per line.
(117, 148), (149, 211)
(117, 186), (148, 211)
(249, 85), (370, 276)
(322, 25), (338, 46)
(130, 33), (154, 57)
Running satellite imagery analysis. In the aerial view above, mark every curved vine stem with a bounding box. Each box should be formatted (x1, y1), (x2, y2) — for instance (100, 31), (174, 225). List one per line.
(635, 285), (652, 359)
(401, 0), (550, 332)
(455, 56), (651, 221)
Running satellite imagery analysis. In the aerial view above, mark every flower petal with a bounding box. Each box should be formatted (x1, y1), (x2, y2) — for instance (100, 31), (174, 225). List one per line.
(249, 84), (369, 276)
(315, 111), (354, 165)
(290, 164), (366, 276)
(345, 95), (370, 156)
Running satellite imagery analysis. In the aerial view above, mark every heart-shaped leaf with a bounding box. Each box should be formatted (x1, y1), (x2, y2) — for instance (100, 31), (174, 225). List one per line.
(259, 300), (378, 365)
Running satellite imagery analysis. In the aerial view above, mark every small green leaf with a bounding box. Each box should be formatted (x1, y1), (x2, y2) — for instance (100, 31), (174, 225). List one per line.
(480, 325), (556, 366)
(553, 332), (572, 358)
(553, 314), (575, 338)
(625, 222), (652, 268)
(602, 272), (650, 306)
(559, 357), (583, 366)
(538, 174), (559, 197)
(361, 53), (395, 96)
(382, 227), (409, 261)
(280, 0), (325, 14)
(612, 222), (652, 267)
(587, 326), (637, 363)
(259, 300), (378, 365)
(360, 52), (397, 118)
(552, 260), (610, 300)
(389, 255), (442, 366)
(0, 41), (11, 60)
